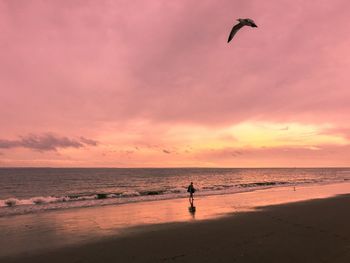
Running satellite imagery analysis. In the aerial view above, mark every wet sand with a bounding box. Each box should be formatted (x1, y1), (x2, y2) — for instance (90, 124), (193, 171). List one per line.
(1, 183), (350, 262)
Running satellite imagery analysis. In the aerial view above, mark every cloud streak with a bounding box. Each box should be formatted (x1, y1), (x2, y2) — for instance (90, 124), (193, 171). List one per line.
(79, 137), (99, 146)
(195, 144), (350, 167)
(0, 133), (98, 152)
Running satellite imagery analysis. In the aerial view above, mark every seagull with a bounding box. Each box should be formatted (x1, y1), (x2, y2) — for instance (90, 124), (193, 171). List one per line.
(227, 18), (258, 43)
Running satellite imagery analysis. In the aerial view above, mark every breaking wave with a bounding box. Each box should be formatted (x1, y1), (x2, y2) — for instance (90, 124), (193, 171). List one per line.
(0, 181), (291, 209)
(2, 174), (346, 217)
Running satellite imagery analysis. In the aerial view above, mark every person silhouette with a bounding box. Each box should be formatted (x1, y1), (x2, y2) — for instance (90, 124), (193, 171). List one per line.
(187, 182), (196, 207)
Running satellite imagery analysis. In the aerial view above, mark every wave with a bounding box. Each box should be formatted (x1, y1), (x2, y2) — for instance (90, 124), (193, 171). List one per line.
(3, 179), (332, 217)
(202, 184), (235, 191)
(4, 198), (18, 207)
(236, 181), (288, 188)
(1, 196), (71, 207)
(1, 178), (342, 218)
(165, 187), (186, 194)
(119, 191), (141, 197)
(0, 181), (290, 208)
(200, 181), (288, 191)
(0, 191), (146, 208)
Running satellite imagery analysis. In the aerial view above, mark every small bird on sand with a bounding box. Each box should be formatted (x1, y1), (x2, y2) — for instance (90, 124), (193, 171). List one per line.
(227, 18), (257, 43)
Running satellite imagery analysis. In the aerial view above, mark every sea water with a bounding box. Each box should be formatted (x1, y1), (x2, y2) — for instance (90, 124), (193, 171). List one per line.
(0, 167), (349, 216)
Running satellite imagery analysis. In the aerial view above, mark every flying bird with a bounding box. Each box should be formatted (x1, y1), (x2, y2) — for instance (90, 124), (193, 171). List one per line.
(227, 18), (257, 43)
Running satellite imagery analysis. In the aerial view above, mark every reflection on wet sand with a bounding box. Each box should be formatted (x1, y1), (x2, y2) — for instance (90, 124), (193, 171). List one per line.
(1, 182), (350, 258)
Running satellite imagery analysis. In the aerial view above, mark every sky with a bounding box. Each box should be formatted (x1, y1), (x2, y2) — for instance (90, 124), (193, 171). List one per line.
(1, 0), (350, 167)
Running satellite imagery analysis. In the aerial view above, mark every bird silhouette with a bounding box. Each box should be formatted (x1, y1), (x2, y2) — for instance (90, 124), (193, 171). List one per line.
(228, 18), (257, 43)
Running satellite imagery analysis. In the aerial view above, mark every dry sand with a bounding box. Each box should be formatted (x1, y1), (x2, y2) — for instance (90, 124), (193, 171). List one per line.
(2, 192), (350, 263)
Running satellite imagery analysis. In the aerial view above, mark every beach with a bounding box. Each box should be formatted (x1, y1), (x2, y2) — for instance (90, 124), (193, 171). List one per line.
(2, 1), (350, 262)
(1, 182), (350, 262)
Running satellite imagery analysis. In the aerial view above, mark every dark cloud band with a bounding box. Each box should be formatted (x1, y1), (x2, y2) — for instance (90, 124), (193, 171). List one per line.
(0, 133), (98, 151)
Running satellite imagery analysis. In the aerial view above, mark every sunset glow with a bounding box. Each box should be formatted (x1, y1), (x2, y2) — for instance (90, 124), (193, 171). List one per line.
(1, 0), (350, 167)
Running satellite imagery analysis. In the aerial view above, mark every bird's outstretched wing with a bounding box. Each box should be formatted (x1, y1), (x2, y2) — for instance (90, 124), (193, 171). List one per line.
(228, 22), (244, 43)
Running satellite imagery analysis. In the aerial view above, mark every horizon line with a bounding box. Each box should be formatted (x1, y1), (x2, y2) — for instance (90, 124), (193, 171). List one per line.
(1, 166), (350, 169)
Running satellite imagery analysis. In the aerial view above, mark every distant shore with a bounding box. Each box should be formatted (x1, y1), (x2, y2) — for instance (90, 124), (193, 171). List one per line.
(1, 182), (350, 262)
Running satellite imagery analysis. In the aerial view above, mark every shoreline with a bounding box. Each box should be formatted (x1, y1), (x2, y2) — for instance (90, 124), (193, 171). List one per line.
(1, 182), (350, 261)
(2, 192), (350, 262)
(1, 180), (349, 218)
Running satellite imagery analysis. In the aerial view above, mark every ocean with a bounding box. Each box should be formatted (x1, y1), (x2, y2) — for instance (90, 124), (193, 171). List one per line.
(1, 167), (350, 217)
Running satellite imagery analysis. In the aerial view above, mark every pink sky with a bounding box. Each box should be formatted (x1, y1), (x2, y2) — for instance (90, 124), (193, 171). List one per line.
(1, 0), (350, 167)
